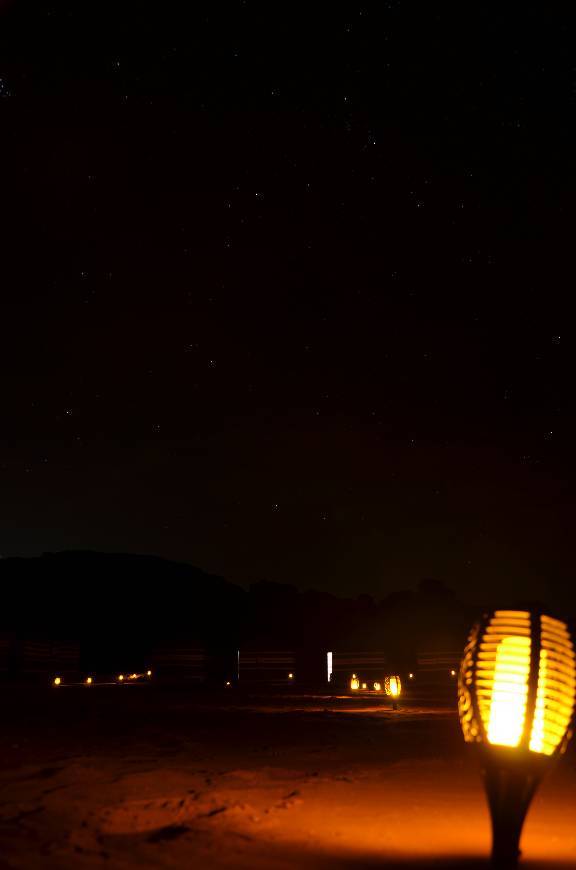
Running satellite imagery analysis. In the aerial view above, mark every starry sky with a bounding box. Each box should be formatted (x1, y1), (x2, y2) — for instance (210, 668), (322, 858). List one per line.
(0, 3), (575, 609)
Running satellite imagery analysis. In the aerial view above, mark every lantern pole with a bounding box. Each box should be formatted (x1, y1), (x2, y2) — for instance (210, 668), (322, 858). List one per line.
(482, 755), (541, 868)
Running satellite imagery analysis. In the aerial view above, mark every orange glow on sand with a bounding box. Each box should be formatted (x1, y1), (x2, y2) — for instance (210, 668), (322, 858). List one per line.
(80, 752), (576, 867)
(3, 690), (576, 868)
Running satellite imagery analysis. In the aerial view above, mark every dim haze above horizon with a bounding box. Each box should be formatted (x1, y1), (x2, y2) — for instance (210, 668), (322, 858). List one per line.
(0, 4), (575, 613)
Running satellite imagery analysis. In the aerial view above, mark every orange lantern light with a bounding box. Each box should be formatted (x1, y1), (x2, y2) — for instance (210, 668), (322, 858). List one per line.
(459, 609), (576, 867)
(385, 675), (402, 709)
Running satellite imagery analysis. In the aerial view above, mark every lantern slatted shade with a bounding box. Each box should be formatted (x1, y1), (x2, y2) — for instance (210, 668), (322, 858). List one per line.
(458, 610), (576, 757)
(384, 675), (401, 697)
(530, 615), (576, 755)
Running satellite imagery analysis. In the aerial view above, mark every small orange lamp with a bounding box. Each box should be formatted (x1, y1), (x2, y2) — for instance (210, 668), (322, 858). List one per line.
(385, 675), (402, 710)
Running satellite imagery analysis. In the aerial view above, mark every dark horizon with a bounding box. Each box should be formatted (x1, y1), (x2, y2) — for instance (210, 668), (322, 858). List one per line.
(0, 548), (568, 619)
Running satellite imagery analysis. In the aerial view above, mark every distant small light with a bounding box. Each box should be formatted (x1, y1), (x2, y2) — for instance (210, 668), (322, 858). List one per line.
(130, 673), (137, 680)
(373, 681), (382, 691)
(288, 672), (294, 679)
(361, 682), (367, 690)
(451, 669), (456, 677)
(146, 670), (152, 677)
(409, 673), (414, 679)
(225, 680), (231, 687)
(350, 676), (360, 691)
(53, 676), (61, 686)
(86, 677), (93, 685)
(118, 674), (124, 681)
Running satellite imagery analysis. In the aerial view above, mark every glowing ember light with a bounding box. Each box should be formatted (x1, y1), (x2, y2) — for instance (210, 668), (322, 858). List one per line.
(53, 676), (61, 686)
(373, 681), (382, 691)
(130, 673), (137, 680)
(118, 674), (124, 681)
(146, 670), (152, 677)
(408, 672), (414, 679)
(458, 609), (576, 866)
(486, 635), (531, 748)
(385, 676), (401, 697)
(86, 677), (93, 685)
(385, 675), (401, 709)
(288, 672), (294, 679)
(361, 682), (367, 689)
(350, 675), (360, 691)
(450, 669), (456, 676)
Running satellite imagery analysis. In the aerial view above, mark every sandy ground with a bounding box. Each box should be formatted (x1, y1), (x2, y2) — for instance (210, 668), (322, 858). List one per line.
(1, 685), (575, 869)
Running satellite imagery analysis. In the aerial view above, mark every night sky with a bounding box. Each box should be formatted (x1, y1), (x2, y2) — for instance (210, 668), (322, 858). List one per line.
(1, 3), (575, 609)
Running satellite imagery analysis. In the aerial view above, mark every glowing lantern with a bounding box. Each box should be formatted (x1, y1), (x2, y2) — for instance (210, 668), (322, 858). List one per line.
(361, 682), (367, 690)
(385, 675), (401, 709)
(458, 610), (576, 867)
(85, 677), (93, 685)
(350, 674), (360, 691)
(373, 681), (382, 691)
(53, 676), (61, 686)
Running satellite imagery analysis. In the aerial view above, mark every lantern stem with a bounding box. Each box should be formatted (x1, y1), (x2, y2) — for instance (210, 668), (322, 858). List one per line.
(483, 763), (540, 868)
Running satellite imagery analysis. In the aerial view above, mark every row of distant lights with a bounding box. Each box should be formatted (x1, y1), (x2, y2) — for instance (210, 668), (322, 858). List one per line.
(53, 670), (152, 687)
(55, 670), (293, 688)
(350, 670), (455, 691)
(53, 670), (455, 688)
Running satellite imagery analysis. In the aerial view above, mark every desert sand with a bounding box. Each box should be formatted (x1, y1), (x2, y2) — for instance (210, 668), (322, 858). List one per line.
(1, 685), (575, 868)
